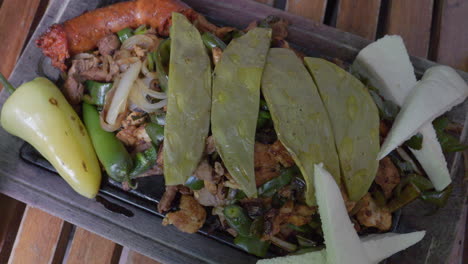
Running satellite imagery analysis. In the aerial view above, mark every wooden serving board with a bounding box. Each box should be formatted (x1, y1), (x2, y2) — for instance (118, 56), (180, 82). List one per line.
(0, 0), (466, 263)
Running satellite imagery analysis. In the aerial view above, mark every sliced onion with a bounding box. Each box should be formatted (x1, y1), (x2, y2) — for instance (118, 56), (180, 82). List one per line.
(141, 57), (158, 78)
(136, 79), (166, 99)
(129, 80), (167, 113)
(122, 35), (157, 51)
(116, 57), (140, 72)
(73, 53), (95, 60)
(106, 60), (142, 125)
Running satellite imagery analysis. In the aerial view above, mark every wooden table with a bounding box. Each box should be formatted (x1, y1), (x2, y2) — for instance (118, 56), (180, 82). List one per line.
(0, 0), (466, 263)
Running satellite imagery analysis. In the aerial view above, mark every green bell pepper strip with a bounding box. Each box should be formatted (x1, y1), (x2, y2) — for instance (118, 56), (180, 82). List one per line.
(211, 27), (272, 198)
(149, 113), (166, 126)
(202, 32), (227, 51)
(387, 182), (421, 212)
(155, 38), (171, 92)
(394, 174), (433, 197)
(404, 133), (423, 150)
(0, 72), (15, 94)
(163, 13), (212, 185)
(83, 80), (112, 107)
(185, 175), (205, 190)
(117, 28), (134, 43)
(258, 166), (298, 197)
(420, 184), (452, 207)
(234, 236), (270, 257)
(134, 25), (148, 35)
(130, 144), (157, 178)
(261, 48), (341, 206)
(82, 102), (133, 182)
(256, 110), (271, 130)
(305, 57), (380, 202)
(145, 123), (164, 147)
(224, 205), (253, 237)
(0, 76), (102, 198)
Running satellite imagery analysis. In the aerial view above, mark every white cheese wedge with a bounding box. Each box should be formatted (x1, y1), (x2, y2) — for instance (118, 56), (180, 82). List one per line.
(351, 35), (452, 191)
(314, 164), (370, 264)
(257, 231), (425, 264)
(379, 66), (468, 158)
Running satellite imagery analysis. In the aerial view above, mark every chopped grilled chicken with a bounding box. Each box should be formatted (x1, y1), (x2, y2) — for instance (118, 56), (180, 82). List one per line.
(375, 157), (401, 198)
(162, 195), (206, 233)
(122, 111), (146, 128)
(268, 140), (295, 168)
(356, 193), (392, 231)
(158, 185), (178, 213)
(255, 142), (281, 186)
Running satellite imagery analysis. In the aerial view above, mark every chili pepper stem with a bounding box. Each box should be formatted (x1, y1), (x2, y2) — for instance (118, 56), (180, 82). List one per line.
(0, 72), (16, 95)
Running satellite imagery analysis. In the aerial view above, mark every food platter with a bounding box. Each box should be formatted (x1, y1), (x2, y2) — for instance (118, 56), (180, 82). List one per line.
(0, 0), (466, 263)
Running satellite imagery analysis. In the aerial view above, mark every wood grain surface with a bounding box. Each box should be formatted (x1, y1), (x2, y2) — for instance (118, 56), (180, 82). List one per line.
(0, 195), (25, 264)
(336, 0), (381, 40)
(8, 206), (71, 264)
(285, 0), (328, 22)
(384, 0), (434, 57)
(66, 228), (122, 264)
(121, 248), (162, 264)
(430, 0), (468, 71)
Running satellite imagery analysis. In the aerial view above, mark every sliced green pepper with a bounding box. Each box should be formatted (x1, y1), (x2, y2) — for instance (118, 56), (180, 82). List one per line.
(117, 28), (134, 43)
(258, 166), (298, 197)
(83, 80), (112, 108)
(163, 13), (212, 185)
(82, 102), (133, 182)
(224, 205), (253, 236)
(185, 175), (205, 190)
(145, 123), (164, 147)
(130, 144), (157, 178)
(256, 110), (271, 130)
(211, 27), (272, 198)
(420, 184), (452, 207)
(433, 117), (468, 152)
(202, 32), (227, 51)
(387, 182), (421, 212)
(155, 38), (171, 92)
(405, 133), (423, 150)
(134, 25), (148, 35)
(147, 52), (155, 72)
(234, 236), (270, 257)
(261, 48), (341, 206)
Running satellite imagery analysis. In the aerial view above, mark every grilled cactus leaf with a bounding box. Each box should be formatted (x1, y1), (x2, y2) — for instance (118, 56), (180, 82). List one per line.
(261, 48), (340, 205)
(163, 13), (212, 185)
(211, 27), (272, 197)
(305, 58), (380, 201)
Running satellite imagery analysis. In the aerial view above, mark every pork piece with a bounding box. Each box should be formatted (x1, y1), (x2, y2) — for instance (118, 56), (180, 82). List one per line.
(158, 185), (177, 213)
(356, 193), (392, 231)
(194, 187), (224, 207)
(205, 135), (216, 154)
(116, 125), (151, 148)
(162, 195), (206, 233)
(375, 157), (400, 198)
(97, 34), (120, 56)
(63, 58), (98, 104)
(254, 142), (281, 186)
(268, 140), (295, 168)
(194, 159), (213, 181)
(80, 55), (119, 82)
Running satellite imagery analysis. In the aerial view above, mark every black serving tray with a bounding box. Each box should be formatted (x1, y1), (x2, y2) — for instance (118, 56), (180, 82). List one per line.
(1, 0), (467, 263)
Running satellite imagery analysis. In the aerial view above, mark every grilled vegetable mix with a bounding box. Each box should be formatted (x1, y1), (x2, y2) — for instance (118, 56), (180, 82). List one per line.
(2, 4), (468, 262)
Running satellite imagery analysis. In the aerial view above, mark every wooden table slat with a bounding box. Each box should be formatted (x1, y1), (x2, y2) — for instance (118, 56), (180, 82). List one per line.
(0, 0), (41, 90)
(0, 195), (25, 264)
(120, 248), (162, 264)
(66, 228), (122, 264)
(285, 0), (328, 23)
(384, 0), (434, 58)
(254, 0), (275, 6)
(336, 0), (381, 40)
(430, 0), (468, 71)
(8, 206), (70, 264)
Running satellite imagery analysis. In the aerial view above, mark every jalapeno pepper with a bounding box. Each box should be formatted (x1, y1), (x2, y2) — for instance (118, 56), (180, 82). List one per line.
(82, 102), (133, 182)
(83, 80), (112, 108)
(155, 38), (171, 92)
(130, 144), (157, 178)
(223, 205), (252, 237)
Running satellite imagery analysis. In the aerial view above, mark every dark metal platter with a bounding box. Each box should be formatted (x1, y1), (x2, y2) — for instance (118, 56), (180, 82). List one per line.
(0, 0), (467, 263)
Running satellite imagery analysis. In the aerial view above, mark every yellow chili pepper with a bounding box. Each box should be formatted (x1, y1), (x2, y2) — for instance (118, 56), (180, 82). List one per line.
(1, 77), (101, 198)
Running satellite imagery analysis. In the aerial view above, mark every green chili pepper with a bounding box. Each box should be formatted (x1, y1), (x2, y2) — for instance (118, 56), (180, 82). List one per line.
(420, 184), (452, 207)
(256, 110), (271, 129)
(405, 133), (423, 150)
(0, 72), (15, 94)
(145, 123), (164, 147)
(395, 174), (433, 197)
(185, 175), (205, 190)
(224, 205), (252, 236)
(130, 144), (157, 178)
(155, 38), (171, 92)
(433, 117), (468, 152)
(82, 102), (133, 182)
(258, 166), (298, 197)
(387, 182), (421, 212)
(202, 32), (227, 51)
(83, 80), (112, 107)
(147, 52), (155, 72)
(234, 236), (270, 257)
(117, 28), (134, 43)
(134, 25), (148, 35)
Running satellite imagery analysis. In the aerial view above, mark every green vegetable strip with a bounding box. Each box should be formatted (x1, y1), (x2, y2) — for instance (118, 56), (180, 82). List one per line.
(211, 27), (272, 198)
(82, 103), (133, 182)
(185, 175), (205, 190)
(117, 28), (134, 43)
(223, 205), (252, 236)
(261, 48), (341, 206)
(305, 58), (380, 201)
(163, 13), (212, 185)
(84, 80), (112, 107)
(0, 72), (16, 94)
(201, 32), (227, 50)
(130, 144), (157, 178)
(155, 38), (171, 92)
